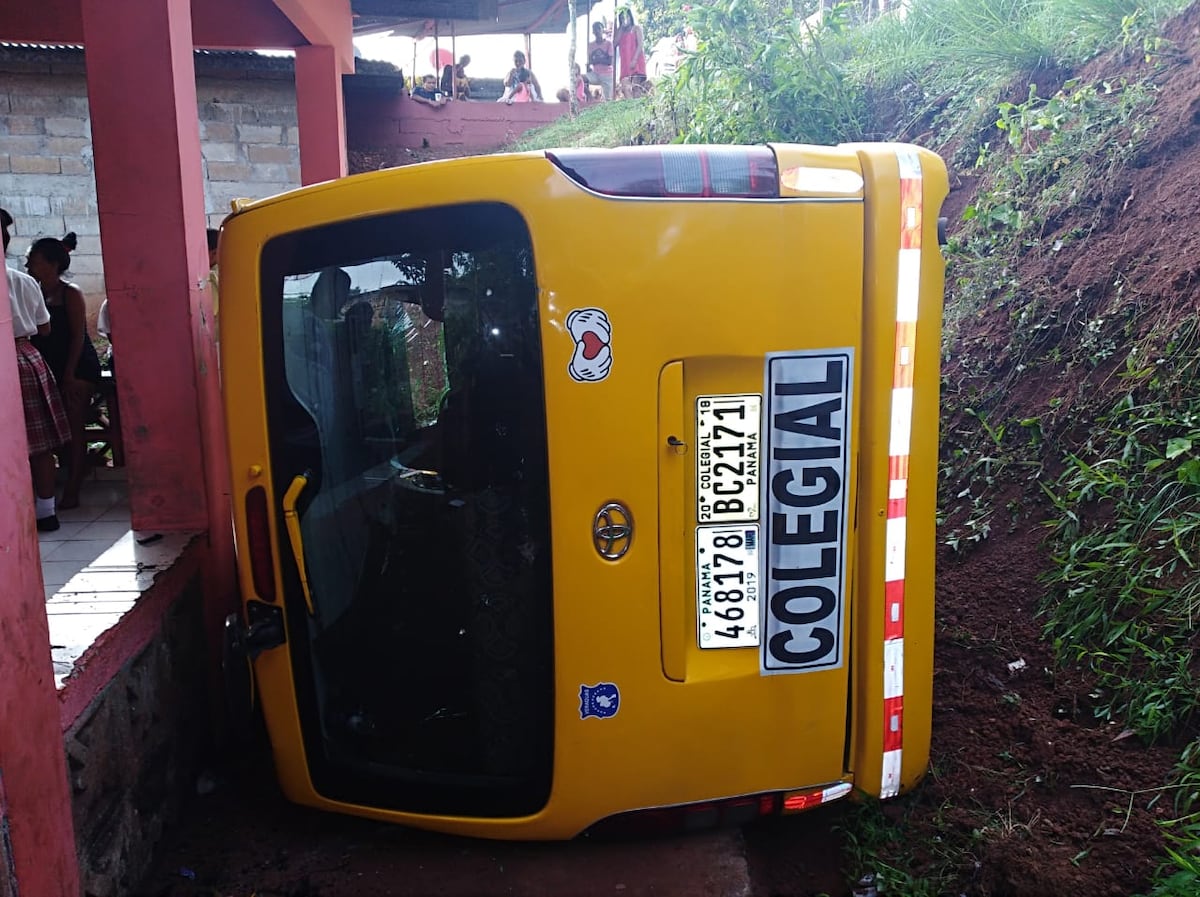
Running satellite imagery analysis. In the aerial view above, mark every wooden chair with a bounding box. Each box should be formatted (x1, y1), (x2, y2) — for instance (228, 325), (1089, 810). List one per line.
(85, 370), (125, 468)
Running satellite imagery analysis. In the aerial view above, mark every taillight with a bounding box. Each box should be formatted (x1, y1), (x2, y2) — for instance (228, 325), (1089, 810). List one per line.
(583, 783), (852, 838)
(245, 485), (277, 602)
(547, 146), (778, 199)
(781, 781), (854, 814)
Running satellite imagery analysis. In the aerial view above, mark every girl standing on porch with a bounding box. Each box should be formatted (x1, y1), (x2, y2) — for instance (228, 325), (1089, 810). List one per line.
(2, 208), (70, 531)
(27, 233), (102, 511)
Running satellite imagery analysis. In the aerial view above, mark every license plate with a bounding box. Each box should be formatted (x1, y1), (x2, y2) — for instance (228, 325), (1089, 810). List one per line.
(761, 350), (853, 674)
(697, 524), (760, 649)
(696, 394), (761, 523)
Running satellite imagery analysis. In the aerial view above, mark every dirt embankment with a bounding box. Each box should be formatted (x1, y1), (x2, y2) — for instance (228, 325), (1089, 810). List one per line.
(900, 7), (1200, 897)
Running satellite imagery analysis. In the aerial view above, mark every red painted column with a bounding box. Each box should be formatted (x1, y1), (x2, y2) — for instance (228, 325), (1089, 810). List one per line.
(0, 274), (80, 896)
(80, 0), (240, 735)
(80, 0), (209, 532)
(295, 44), (349, 185)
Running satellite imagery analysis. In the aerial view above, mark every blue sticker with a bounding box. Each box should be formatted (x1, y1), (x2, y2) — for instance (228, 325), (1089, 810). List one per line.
(579, 682), (620, 719)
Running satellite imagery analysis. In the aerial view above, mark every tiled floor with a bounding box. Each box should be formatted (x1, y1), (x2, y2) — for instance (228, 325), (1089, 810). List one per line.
(37, 467), (197, 687)
(37, 466), (133, 598)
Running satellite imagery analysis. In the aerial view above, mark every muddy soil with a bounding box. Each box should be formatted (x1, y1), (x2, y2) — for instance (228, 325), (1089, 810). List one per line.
(907, 7), (1200, 897)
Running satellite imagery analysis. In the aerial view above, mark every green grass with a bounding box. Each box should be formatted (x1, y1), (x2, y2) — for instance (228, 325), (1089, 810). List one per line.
(837, 798), (963, 897)
(507, 98), (654, 151)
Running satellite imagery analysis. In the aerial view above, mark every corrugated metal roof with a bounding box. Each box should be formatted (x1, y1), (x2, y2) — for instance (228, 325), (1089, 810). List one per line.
(0, 41), (83, 51)
(0, 42), (402, 83)
(0, 42), (285, 59)
(352, 0), (605, 39)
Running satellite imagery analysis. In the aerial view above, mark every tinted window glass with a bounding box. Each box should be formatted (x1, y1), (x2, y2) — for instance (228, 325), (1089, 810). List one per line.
(260, 203), (553, 816)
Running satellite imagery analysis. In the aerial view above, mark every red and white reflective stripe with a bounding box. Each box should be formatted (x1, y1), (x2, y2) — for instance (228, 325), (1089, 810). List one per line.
(882, 148), (924, 799)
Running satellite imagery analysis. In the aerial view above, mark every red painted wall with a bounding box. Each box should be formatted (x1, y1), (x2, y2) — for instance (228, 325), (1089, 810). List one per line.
(346, 92), (571, 153)
(272, 0), (354, 71)
(0, 272), (80, 895)
(297, 44), (349, 183)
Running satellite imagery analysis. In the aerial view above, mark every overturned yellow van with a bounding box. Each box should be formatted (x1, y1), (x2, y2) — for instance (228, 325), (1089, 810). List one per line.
(219, 143), (948, 839)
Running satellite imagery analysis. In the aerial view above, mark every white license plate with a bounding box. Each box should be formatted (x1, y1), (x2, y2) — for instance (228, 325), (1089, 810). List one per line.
(697, 524), (760, 649)
(761, 350), (853, 674)
(696, 394), (761, 523)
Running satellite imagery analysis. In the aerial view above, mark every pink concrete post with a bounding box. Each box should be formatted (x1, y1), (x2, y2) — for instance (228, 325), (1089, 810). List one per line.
(80, 0), (241, 732)
(80, 0), (210, 532)
(0, 273), (80, 896)
(295, 44), (349, 185)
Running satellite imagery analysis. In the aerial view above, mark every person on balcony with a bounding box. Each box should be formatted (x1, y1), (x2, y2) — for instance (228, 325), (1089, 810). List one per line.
(614, 7), (647, 98)
(498, 51), (542, 104)
(570, 63), (590, 104)
(585, 21), (614, 100)
(411, 74), (448, 108)
(441, 55), (472, 99)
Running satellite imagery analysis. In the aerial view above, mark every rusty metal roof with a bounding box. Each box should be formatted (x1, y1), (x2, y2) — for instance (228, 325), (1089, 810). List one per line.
(351, 0), (603, 39)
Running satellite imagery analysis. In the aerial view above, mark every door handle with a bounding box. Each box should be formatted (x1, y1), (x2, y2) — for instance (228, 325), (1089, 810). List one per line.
(282, 472), (316, 616)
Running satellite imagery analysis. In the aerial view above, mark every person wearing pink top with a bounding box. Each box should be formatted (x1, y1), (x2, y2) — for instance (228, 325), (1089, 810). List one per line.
(498, 51), (542, 104)
(572, 63), (589, 103)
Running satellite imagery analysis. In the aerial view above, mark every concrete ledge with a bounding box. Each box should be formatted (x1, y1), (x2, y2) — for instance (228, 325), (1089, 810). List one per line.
(51, 531), (202, 729)
(55, 537), (212, 896)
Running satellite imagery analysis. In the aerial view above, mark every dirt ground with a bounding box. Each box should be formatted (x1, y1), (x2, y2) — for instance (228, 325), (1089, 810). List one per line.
(907, 7), (1200, 897)
(140, 9), (1200, 896)
(136, 754), (855, 896)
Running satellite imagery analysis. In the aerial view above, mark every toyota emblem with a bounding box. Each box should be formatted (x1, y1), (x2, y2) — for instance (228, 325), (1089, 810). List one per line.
(593, 502), (633, 560)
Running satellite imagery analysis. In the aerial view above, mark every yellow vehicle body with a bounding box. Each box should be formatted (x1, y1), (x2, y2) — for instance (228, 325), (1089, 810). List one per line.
(219, 143), (947, 840)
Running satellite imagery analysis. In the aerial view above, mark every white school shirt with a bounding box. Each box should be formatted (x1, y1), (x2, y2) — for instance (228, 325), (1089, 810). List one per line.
(6, 265), (48, 339)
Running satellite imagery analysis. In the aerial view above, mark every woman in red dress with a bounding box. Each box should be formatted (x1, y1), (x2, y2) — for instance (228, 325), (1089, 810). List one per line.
(614, 7), (647, 98)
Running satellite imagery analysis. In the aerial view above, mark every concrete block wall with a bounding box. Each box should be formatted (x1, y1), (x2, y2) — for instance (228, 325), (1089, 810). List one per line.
(0, 798), (14, 897)
(0, 56), (104, 304)
(196, 70), (300, 229)
(0, 47), (301, 319)
(66, 575), (208, 897)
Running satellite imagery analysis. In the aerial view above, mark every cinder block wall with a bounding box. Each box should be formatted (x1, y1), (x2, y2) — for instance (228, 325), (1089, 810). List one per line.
(66, 574), (209, 897)
(0, 805), (14, 897)
(0, 46), (301, 320)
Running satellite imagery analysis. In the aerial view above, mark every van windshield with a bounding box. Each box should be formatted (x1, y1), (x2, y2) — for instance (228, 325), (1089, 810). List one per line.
(260, 203), (554, 816)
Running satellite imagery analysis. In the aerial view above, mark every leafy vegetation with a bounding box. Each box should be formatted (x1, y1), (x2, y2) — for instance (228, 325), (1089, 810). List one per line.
(513, 0), (1199, 891)
(838, 799), (965, 897)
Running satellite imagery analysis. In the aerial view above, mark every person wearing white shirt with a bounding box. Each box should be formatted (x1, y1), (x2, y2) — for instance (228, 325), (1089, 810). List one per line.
(2, 207), (70, 531)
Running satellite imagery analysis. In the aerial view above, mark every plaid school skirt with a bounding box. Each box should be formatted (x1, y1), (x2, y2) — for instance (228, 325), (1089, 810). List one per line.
(17, 339), (70, 454)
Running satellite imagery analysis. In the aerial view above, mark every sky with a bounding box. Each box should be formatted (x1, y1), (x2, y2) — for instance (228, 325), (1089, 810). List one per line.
(352, 0), (622, 98)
